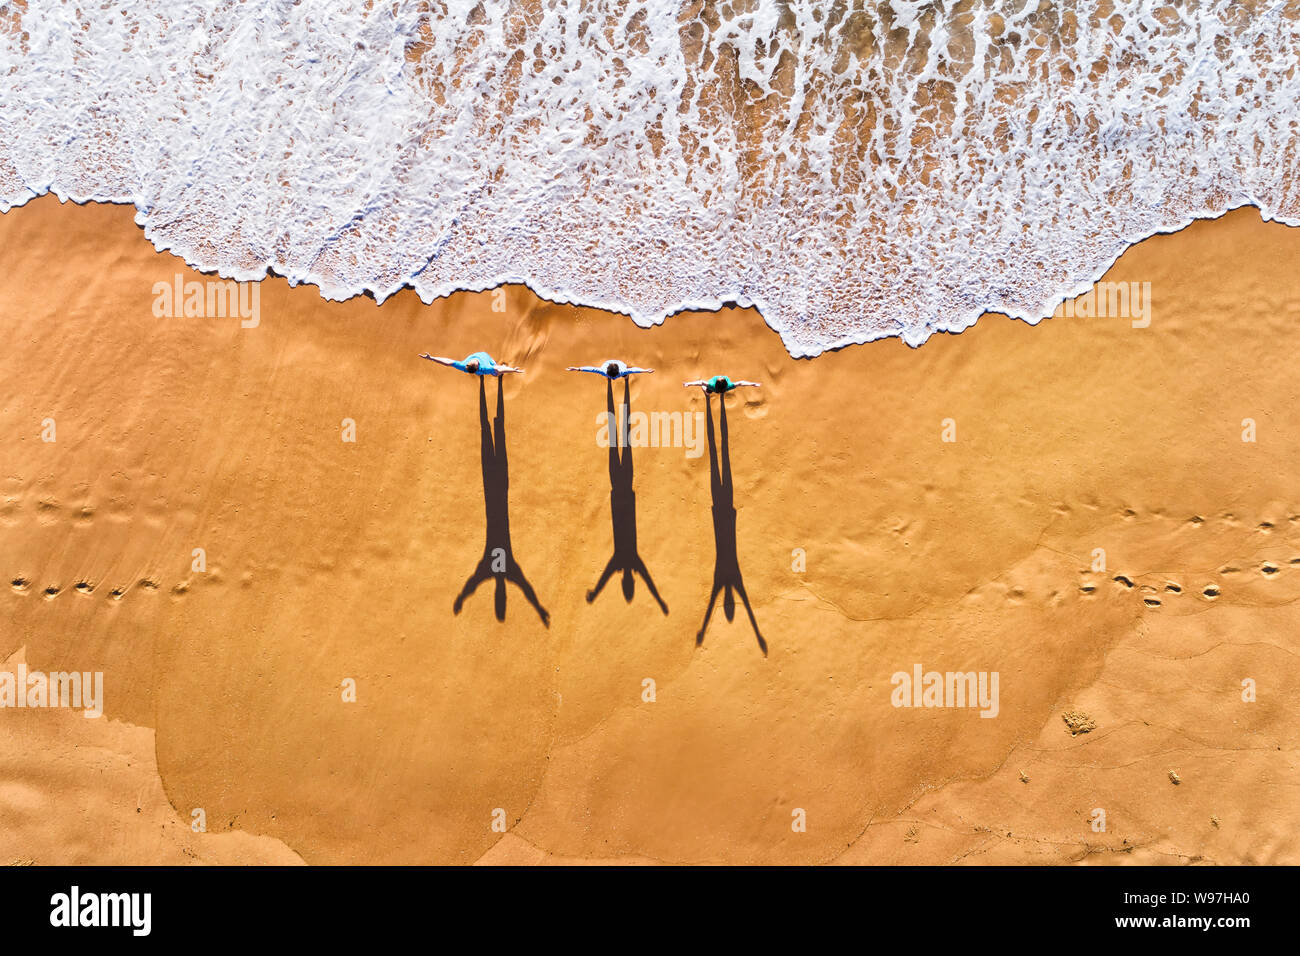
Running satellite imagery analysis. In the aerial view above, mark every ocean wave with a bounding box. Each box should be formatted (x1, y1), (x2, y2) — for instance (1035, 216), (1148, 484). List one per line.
(1, 0), (1297, 356)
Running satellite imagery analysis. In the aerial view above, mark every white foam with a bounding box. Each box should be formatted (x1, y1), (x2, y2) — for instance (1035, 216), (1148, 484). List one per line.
(1, 0), (1297, 356)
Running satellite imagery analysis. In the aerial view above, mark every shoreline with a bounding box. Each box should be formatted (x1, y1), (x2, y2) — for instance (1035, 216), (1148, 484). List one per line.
(4, 193), (1296, 357)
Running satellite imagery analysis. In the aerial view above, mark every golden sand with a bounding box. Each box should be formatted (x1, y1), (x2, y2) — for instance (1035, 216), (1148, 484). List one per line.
(1, 197), (1297, 864)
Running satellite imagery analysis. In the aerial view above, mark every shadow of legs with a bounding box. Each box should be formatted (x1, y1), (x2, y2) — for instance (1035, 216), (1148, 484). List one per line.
(697, 395), (765, 655)
(587, 377), (668, 615)
(453, 376), (549, 627)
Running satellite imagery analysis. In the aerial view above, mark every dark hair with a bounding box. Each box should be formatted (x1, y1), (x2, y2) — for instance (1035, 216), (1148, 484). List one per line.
(606, 362), (620, 377)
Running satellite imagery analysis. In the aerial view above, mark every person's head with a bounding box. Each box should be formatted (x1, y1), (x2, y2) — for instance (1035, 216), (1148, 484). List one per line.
(606, 361), (621, 378)
(711, 376), (730, 393)
(465, 359), (480, 374)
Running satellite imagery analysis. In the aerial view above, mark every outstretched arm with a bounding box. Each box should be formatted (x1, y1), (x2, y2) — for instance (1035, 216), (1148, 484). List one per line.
(623, 367), (654, 376)
(420, 353), (460, 368)
(493, 363), (523, 375)
(730, 380), (762, 388)
(683, 379), (709, 388)
(566, 366), (605, 375)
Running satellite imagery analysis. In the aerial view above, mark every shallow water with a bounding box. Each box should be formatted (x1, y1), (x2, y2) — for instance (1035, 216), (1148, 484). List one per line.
(2, 0), (1297, 355)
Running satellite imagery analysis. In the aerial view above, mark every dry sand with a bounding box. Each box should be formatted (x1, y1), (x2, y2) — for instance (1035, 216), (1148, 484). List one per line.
(1, 196), (1297, 864)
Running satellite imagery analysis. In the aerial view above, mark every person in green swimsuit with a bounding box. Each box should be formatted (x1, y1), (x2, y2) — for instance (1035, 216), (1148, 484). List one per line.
(683, 375), (761, 394)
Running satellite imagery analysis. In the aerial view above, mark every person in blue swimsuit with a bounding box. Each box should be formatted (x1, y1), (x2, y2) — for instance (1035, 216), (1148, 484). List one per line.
(566, 359), (654, 380)
(683, 375), (761, 394)
(420, 351), (523, 375)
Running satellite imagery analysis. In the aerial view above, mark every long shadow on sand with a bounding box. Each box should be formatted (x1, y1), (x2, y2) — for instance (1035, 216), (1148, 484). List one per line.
(697, 394), (766, 655)
(586, 377), (669, 614)
(453, 376), (550, 627)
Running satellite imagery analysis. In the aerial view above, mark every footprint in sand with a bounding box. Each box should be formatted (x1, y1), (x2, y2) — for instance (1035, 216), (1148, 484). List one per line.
(8, 573), (190, 601)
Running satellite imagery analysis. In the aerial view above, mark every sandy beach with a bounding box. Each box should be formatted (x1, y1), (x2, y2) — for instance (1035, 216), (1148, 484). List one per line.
(1, 195), (1297, 865)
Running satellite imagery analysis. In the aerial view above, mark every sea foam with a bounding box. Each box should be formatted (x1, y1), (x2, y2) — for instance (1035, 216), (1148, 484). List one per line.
(1, 0), (1297, 356)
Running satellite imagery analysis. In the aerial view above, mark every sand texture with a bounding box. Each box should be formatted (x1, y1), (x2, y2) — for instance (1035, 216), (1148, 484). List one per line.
(1, 197), (1297, 864)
